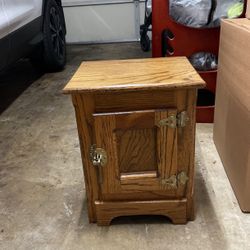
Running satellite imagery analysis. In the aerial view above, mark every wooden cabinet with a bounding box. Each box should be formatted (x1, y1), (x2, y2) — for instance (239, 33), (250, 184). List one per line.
(63, 57), (205, 226)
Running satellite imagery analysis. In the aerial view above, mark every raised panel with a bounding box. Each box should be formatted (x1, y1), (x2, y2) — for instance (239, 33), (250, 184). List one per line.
(116, 128), (157, 173)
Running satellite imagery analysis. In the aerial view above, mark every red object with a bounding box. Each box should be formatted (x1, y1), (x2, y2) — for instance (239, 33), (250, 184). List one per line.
(152, 0), (246, 123)
(152, 1), (220, 58)
(197, 71), (217, 122)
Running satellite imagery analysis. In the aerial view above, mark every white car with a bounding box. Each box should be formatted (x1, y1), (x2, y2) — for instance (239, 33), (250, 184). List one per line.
(0, 0), (66, 72)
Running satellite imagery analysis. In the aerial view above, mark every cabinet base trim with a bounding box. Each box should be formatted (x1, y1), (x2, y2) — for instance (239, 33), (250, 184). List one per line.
(95, 199), (188, 226)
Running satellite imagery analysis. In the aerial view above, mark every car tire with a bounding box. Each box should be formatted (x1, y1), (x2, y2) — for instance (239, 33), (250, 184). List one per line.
(140, 34), (151, 52)
(43, 0), (66, 71)
(31, 0), (66, 72)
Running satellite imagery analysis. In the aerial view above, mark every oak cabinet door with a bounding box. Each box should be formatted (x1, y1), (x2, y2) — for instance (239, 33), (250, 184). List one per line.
(93, 109), (184, 198)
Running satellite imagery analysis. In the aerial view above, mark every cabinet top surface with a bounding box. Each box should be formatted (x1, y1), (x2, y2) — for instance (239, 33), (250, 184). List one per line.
(63, 57), (205, 94)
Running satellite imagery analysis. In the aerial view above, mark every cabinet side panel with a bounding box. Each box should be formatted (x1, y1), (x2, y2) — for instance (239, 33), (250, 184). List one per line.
(72, 94), (99, 223)
(181, 89), (197, 220)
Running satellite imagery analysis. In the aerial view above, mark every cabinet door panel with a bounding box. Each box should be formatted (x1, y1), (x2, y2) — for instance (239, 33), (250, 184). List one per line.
(93, 109), (179, 197)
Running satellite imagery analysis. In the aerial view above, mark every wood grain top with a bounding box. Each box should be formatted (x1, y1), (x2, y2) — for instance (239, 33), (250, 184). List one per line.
(63, 57), (205, 94)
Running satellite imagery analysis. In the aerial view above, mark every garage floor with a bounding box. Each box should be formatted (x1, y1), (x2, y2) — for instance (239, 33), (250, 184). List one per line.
(0, 43), (249, 250)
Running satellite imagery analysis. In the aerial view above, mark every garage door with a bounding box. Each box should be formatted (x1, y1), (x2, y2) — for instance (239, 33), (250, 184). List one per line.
(62, 0), (146, 43)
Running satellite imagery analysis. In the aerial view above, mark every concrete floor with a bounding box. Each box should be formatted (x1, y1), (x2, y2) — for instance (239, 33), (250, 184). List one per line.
(0, 43), (249, 250)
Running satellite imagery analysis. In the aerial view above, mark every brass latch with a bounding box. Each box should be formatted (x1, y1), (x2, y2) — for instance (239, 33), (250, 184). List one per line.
(90, 145), (107, 167)
(90, 145), (107, 184)
(157, 111), (189, 128)
(161, 171), (189, 189)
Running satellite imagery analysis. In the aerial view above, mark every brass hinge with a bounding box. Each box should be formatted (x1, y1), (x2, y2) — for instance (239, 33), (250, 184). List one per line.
(161, 175), (177, 189)
(177, 171), (189, 186)
(157, 111), (189, 128)
(161, 171), (189, 189)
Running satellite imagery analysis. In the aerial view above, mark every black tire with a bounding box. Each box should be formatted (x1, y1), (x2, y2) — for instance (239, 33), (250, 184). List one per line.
(43, 0), (66, 71)
(32, 0), (66, 72)
(140, 34), (151, 52)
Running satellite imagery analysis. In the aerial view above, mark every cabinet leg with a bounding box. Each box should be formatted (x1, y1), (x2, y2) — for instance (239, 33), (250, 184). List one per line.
(170, 216), (187, 225)
(97, 218), (113, 226)
(187, 196), (195, 221)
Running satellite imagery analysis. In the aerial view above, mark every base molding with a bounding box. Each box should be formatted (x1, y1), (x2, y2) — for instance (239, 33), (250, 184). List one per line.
(95, 199), (188, 226)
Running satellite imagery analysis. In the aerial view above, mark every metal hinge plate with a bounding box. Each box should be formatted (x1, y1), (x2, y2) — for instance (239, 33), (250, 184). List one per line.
(161, 171), (189, 189)
(157, 111), (189, 128)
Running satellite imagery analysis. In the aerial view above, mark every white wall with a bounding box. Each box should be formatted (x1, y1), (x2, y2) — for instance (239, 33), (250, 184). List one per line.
(62, 0), (147, 43)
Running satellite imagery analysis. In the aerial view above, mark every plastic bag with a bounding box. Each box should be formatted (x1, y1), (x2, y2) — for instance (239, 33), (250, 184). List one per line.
(169, 0), (212, 28)
(189, 52), (218, 71)
(169, 0), (244, 28)
(211, 0), (244, 27)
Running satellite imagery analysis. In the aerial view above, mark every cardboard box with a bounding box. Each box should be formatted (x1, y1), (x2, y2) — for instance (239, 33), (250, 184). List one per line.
(214, 18), (250, 212)
(247, 0), (250, 19)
